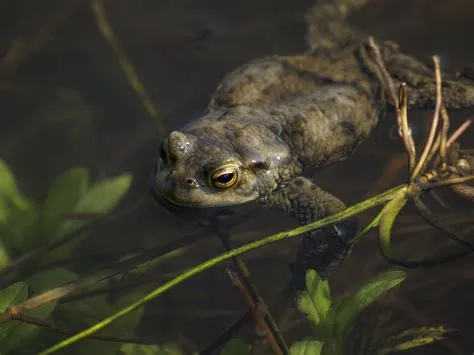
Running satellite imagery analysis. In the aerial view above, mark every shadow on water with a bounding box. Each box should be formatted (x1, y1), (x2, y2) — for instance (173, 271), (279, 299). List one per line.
(1, 0), (474, 353)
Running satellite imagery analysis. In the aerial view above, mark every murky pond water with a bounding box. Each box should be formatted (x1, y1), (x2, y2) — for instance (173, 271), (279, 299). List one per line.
(1, 0), (474, 354)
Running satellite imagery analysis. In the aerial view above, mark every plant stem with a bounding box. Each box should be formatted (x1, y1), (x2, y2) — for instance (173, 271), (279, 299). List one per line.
(13, 314), (156, 345)
(410, 56), (443, 180)
(438, 107), (450, 164)
(397, 83), (417, 172)
(227, 269), (284, 354)
(426, 175), (474, 188)
(217, 229), (288, 354)
(91, 0), (164, 138)
(446, 117), (473, 146)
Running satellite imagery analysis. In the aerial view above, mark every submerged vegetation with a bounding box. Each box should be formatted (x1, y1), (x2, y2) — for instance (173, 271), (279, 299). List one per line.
(0, 1), (474, 354)
(0, 36), (473, 353)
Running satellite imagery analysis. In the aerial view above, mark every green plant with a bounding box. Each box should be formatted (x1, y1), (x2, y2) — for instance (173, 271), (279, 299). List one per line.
(0, 161), (162, 354)
(290, 269), (450, 355)
(0, 162), (132, 265)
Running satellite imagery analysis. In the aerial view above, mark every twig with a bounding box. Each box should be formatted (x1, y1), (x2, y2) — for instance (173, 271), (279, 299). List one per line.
(367, 37), (416, 171)
(411, 56), (443, 180)
(398, 83), (417, 172)
(425, 175), (474, 188)
(90, 0), (164, 138)
(438, 107), (450, 163)
(227, 269), (283, 355)
(368, 37), (399, 107)
(446, 117), (473, 147)
(216, 226), (288, 354)
(13, 314), (156, 345)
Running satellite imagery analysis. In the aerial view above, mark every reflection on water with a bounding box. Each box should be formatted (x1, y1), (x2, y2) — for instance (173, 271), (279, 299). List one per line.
(1, 0), (474, 353)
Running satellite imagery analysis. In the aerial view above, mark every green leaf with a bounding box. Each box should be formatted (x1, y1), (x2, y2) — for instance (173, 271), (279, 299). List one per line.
(290, 340), (325, 355)
(2, 203), (38, 253)
(0, 282), (28, 312)
(378, 193), (407, 258)
(59, 173), (132, 235)
(0, 160), (33, 257)
(0, 160), (30, 225)
(334, 270), (406, 347)
(0, 282), (28, 331)
(349, 207), (384, 245)
(0, 282), (28, 351)
(297, 270), (331, 329)
(39, 167), (88, 243)
(47, 173), (132, 262)
(0, 243), (10, 269)
(309, 271), (331, 322)
(299, 292), (321, 327)
(220, 339), (251, 355)
(314, 303), (340, 343)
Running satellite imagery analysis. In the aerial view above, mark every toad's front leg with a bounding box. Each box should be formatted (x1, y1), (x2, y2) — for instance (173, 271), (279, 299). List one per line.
(260, 176), (358, 291)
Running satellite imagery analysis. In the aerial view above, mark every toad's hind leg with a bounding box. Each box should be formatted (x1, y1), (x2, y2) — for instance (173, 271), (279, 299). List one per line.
(379, 45), (474, 109)
(261, 176), (358, 291)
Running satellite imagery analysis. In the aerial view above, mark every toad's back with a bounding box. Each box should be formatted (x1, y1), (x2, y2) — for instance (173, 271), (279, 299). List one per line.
(193, 54), (381, 170)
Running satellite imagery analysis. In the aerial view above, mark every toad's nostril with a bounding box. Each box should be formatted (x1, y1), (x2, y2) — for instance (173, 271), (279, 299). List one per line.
(186, 178), (199, 188)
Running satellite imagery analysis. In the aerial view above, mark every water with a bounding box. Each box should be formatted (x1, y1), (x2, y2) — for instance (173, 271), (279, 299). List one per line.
(1, 0), (474, 353)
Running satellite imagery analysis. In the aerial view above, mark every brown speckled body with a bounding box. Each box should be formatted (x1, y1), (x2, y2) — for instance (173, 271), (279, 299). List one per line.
(155, 52), (383, 208)
(153, 0), (474, 290)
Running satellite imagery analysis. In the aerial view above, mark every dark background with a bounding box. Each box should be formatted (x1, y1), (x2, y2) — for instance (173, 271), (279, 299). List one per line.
(1, 0), (474, 353)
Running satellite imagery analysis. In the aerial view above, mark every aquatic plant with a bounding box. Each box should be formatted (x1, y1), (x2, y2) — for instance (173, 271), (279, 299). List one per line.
(0, 3), (472, 353)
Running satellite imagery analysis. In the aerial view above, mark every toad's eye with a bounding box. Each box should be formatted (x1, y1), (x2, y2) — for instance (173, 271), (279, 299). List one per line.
(210, 166), (238, 189)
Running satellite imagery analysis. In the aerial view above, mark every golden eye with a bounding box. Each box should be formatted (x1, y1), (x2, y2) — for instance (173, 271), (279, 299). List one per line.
(210, 166), (238, 189)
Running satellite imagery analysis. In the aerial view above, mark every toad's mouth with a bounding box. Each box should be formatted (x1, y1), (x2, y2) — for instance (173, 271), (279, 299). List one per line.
(152, 182), (215, 209)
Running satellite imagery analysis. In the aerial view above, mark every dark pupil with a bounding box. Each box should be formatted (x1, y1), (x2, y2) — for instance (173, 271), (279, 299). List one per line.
(216, 173), (234, 184)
